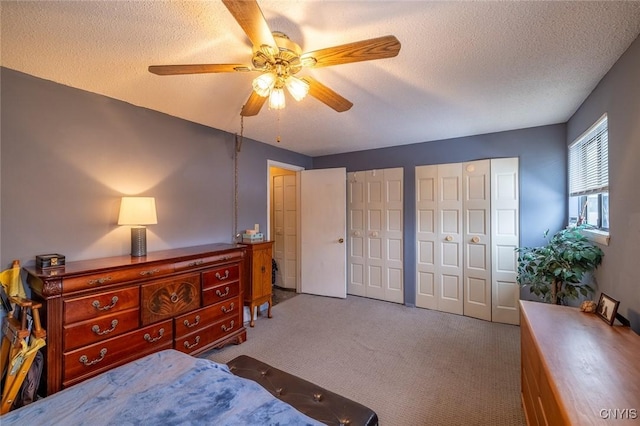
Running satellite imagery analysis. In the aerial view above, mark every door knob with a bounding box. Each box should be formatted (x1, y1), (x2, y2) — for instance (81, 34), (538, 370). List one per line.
(445, 235), (453, 242)
(338, 238), (344, 244)
(471, 236), (480, 243)
(353, 231), (361, 237)
(371, 231), (379, 238)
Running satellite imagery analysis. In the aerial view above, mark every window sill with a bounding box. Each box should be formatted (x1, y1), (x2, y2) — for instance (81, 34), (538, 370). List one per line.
(581, 228), (610, 246)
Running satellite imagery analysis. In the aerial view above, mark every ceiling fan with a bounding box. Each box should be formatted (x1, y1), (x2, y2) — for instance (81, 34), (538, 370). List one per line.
(148, 0), (401, 116)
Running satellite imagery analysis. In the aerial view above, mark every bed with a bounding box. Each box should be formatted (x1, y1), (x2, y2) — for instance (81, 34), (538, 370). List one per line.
(1, 349), (324, 425)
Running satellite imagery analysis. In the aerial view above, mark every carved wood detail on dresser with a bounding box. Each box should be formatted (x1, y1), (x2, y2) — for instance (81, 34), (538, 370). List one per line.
(26, 243), (247, 396)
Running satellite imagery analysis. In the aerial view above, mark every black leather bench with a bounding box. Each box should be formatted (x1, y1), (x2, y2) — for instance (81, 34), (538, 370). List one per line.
(227, 355), (378, 426)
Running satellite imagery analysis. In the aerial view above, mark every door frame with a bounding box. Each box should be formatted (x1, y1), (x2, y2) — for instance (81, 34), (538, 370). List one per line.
(266, 160), (304, 292)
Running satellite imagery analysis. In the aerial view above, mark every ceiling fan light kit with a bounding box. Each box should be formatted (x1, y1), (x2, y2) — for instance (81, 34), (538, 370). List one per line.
(148, 0), (401, 116)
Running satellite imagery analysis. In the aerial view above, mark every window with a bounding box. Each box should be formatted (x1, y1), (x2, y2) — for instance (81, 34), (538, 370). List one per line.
(568, 114), (609, 239)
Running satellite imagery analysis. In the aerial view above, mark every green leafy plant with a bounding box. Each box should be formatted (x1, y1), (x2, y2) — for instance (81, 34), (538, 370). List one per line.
(516, 226), (604, 305)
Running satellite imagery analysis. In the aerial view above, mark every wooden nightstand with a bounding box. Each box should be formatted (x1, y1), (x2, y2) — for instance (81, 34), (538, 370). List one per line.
(242, 241), (273, 327)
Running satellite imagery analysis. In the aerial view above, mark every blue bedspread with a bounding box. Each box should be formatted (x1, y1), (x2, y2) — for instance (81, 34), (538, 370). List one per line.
(2, 349), (323, 425)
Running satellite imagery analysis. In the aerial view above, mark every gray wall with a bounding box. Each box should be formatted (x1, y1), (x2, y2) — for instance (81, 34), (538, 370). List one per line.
(313, 124), (567, 307)
(567, 35), (640, 332)
(0, 68), (311, 269)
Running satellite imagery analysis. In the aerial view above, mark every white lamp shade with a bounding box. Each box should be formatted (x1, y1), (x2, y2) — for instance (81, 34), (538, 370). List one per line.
(268, 87), (286, 110)
(285, 76), (309, 101)
(252, 73), (276, 97)
(118, 197), (157, 226)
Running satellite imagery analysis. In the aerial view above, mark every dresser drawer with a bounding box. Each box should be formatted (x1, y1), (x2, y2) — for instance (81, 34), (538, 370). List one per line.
(202, 264), (240, 289)
(174, 298), (239, 337)
(141, 273), (201, 325)
(63, 263), (174, 292)
(174, 313), (241, 355)
(64, 287), (139, 324)
(63, 308), (139, 351)
(202, 280), (240, 306)
(63, 319), (172, 386)
(174, 250), (244, 272)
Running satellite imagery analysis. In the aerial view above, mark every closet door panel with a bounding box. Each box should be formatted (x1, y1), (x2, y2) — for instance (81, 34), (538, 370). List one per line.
(416, 165), (439, 309)
(384, 168), (404, 303)
(348, 168), (404, 303)
(347, 173), (366, 296)
(273, 176), (285, 287)
(283, 175), (298, 289)
(491, 158), (520, 325)
(463, 160), (491, 321)
(365, 171), (385, 300)
(416, 158), (519, 323)
(437, 163), (463, 315)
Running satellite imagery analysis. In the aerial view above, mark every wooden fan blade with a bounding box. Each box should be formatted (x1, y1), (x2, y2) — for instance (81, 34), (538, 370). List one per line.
(148, 64), (253, 75)
(301, 35), (401, 68)
(241, 91), (267, 116)
(222, 0), (276, 48)
(302, 76), (353, 112)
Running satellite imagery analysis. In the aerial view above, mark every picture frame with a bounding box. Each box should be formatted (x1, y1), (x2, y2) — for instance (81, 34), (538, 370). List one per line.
(596, 292), (619, 326)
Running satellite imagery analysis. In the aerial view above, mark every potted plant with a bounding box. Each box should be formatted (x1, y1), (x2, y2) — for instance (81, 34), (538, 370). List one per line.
(516, 225), (604, 305)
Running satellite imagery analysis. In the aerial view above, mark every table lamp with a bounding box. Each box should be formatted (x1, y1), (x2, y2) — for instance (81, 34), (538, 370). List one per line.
(118, 197), (157, 257)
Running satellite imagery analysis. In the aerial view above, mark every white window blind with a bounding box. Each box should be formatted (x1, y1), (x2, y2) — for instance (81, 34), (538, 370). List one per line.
(569, 115), (608, 197)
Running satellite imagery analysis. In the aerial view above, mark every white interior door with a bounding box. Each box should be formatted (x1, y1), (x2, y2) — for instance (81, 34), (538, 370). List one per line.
(300, 168), (347, 298)
(463, 160), (491, 321)
(491, 158), (520, 325)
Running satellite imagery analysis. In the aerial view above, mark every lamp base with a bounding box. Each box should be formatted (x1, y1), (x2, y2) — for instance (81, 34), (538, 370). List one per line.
(130, 227), (147, 257)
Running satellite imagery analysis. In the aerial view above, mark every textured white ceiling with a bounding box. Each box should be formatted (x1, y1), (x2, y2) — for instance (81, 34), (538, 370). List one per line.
(2, 1), (640, 156)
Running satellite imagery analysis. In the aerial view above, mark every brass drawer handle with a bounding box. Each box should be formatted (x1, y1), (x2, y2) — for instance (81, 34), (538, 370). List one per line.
(183, 315), (201, 328)
(88, 276), (112, 285)
(92, 319), (118, 336)
(221, 320), (235, 332)
(140, 268), (160, 276)
(215, 270), (230, 280)
(215, 286), (230, 298)
(188, 260), (204, 267)
(221, 303), (235, 314)
(92, 296), (118, 311)
(183, 336), (201, 350)
(143, 328), (165, 343)
(79, 348), (107, 366)
(170, 292), (179, 303)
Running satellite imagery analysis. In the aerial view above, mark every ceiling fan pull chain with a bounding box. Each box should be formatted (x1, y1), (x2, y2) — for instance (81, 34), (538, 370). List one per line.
(233, 115), (244, 243)
(276, 111), (281, 143)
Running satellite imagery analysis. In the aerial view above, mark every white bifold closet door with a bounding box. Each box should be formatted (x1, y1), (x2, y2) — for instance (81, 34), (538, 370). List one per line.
(347, 168), (404, 304)
(415, 158), (519, 324)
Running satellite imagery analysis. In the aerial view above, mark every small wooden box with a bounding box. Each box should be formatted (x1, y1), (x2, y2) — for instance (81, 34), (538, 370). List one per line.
(36, 254), (65, 269)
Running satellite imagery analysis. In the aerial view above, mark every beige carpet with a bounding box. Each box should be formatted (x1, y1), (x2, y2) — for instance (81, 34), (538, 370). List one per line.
(202, 294), (526, 426)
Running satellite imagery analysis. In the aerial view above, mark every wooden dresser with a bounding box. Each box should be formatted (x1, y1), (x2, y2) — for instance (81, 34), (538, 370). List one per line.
(26, 243), (247, 396)
(242, 241), (273, 327)
(520, 300), (640, 425)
